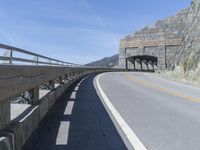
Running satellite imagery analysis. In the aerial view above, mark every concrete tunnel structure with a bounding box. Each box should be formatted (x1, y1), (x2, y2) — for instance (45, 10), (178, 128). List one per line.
(126, 55), (157, 72)
(118, 8), (188, 71)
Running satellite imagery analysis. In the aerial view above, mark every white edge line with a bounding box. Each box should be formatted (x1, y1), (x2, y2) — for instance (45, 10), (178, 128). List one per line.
(56, 121), (70, 145)
(96, 74), (147, 150)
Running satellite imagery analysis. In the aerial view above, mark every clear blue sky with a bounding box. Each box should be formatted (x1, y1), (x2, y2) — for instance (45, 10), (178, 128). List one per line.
(0, 0), (191, 64)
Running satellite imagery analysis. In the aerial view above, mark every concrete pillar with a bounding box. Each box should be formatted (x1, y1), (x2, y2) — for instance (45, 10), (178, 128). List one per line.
(127, 58), (134, 70)
(140, 60), (143, 71)
(0, 100), (10, 135)
(135, 59), (141, 71)
(152, 62), (155, 72)
(142, 60), (148, 71)
(133, 59), (136, 70)
(125, 58), (128, 71)
(150, 61), (155, 72)
(29, 87), (39, 105)
(147, 61), (149, 71)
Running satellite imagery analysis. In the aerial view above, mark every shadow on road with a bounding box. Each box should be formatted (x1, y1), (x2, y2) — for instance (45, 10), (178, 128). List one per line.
(24, 74), (128, 150)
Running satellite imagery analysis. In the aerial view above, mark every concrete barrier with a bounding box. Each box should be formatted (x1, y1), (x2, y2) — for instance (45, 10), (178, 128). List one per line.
(0, 71), (98, 150)
(0, 137), (12, 150)
(0, 43), (121, 150)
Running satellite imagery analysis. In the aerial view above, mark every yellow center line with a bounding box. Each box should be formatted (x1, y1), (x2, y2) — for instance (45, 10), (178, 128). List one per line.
(124, 73), (200, 103)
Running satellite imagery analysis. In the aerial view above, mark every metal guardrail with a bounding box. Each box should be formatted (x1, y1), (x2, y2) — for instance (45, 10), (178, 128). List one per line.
(0, 43), (115, 104)
(0, 43), (82, 67)
(0, 43), (120, 150)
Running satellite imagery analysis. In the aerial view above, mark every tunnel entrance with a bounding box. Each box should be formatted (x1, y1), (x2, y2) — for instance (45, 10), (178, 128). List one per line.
(126, 55), (157, 72)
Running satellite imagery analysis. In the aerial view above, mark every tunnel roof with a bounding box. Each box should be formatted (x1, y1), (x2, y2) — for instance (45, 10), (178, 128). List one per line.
(127, 55), (157, 62)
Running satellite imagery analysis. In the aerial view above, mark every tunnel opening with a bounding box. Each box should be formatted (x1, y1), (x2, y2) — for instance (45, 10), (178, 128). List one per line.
(126, 55), (157, 72)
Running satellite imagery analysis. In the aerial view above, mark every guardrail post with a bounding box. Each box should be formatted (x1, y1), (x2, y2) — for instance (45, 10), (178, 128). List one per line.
(49, 80), (55, 90)
(59, 77), (63, 84)
(64, 75), (69, 82)
(72, 72), (76, 78)
(29, 87), (39, 105)
(0, 100), (10, 135)
(49, 60), (52, 66)
(153, 63), (155, 72)
(9, 49), (13, 64)
(36, 57), (39, 66)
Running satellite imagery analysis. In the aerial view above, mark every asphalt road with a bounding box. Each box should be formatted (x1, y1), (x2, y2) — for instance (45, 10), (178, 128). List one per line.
(98, 72), (200, 150)
(24, 75), (128, 150)
(24, 72), (200, 150)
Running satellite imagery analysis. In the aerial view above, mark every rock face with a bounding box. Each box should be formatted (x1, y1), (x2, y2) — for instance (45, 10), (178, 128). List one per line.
(119, 7), (189, 70)
(176, 0), (200, 72)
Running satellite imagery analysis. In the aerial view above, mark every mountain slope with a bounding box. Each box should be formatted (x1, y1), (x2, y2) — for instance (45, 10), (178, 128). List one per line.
(86, 54), (118, 68)
(176, 0), (200, 72)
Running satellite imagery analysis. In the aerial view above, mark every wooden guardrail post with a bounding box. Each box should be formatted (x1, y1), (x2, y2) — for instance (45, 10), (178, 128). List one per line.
(0, 100), (10, 135)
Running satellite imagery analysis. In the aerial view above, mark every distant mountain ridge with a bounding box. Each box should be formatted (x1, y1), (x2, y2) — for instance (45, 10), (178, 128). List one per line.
(86, 54), (118, 68)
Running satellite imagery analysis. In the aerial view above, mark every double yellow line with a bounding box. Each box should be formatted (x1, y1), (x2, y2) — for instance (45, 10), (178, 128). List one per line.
(125, 74), (200, 103)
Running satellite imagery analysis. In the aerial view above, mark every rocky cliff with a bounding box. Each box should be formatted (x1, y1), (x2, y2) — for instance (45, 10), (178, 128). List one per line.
(119, 8), (189, 70)
(120, 0), (200, 75)
(124, 8), (187, 42)
(176, 0), (200, 72)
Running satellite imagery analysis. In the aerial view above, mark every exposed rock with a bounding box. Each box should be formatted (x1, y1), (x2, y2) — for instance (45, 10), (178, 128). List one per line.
(176, 0), (200, 72)
(118, 0), (200, 82)
(125, 8), (187, 41)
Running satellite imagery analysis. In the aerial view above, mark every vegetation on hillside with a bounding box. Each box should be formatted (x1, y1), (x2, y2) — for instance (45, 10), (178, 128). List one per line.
(86, 54), (118, 68)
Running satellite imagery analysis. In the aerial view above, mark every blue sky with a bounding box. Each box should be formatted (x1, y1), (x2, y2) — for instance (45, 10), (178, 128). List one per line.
(0, 0), (191, 64)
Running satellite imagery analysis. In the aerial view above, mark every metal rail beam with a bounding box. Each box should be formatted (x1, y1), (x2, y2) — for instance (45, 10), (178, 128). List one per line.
(0, 43), (80, 66)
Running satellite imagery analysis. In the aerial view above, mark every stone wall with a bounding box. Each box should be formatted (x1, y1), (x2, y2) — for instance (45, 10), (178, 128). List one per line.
(119, 8), (189, 70)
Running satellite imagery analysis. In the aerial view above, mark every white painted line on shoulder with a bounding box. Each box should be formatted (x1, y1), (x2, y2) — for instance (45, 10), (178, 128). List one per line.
(56, 121), (70, 145)
(96, 74), (147, 150)
(64, 101), (75, 115)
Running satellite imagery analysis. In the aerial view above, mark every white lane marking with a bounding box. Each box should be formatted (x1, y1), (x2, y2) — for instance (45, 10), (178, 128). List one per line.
(96, 74), (147, 150)
(74, 86), (79, 91)
(56, 121), (70, 145)
(70, 91), (77, 99)
(64, 101), (75, 115)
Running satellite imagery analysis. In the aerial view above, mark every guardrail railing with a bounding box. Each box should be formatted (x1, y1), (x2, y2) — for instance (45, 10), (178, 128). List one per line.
(0, 43), (122, 150)
(0, 43), (117, 138)
(0, 43), (81, 67)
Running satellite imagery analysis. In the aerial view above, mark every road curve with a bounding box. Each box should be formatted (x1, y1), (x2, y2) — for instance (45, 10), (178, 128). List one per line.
(24, 72), (200, 150)
(24, 74), (128, 150)
(98, 72), (200, 150)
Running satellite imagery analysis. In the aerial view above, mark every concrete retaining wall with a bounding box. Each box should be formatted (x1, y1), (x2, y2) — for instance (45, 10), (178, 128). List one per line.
(0, 72), (93, 150)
